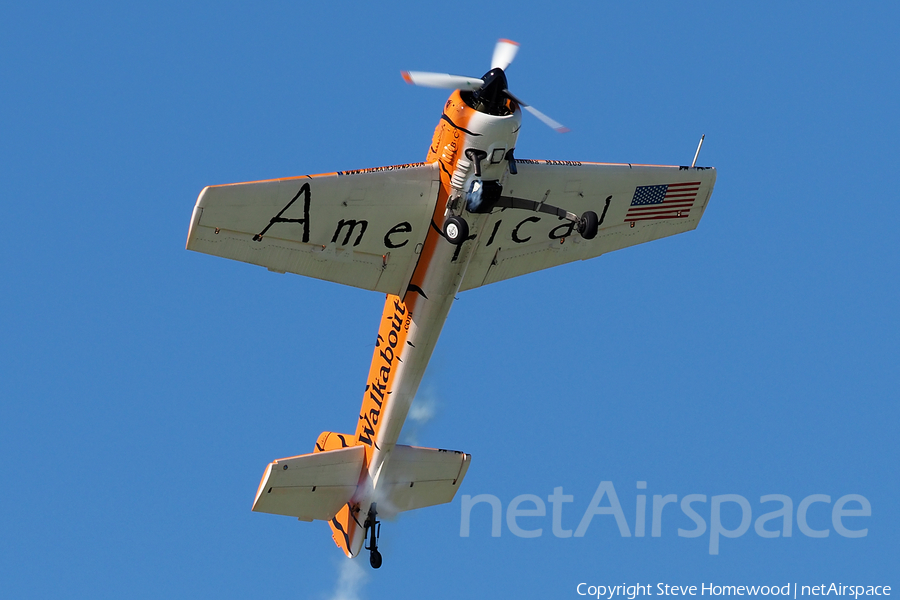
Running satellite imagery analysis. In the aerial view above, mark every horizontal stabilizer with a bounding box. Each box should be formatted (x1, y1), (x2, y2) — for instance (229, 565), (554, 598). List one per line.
(378, 445), (471, 517)
(252, 445), (364, 521)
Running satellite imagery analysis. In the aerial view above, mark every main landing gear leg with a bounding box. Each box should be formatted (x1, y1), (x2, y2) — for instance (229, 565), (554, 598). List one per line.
(493, 196), (603, 240)
(364, 504), (382, 569)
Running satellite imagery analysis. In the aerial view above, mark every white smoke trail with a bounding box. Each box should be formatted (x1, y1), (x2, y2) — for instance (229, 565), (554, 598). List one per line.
(402, 386), (438, 446)
(326, 557), (368, 600)
(409, 395), (437, 424)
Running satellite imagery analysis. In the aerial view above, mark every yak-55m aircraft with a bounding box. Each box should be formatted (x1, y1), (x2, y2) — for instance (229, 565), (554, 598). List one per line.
(186, 40), (717, 568)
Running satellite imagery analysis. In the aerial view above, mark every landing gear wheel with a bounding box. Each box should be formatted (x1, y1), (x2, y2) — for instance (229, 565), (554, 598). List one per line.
(443, 215), (469, 245)
(364, 503), (383, 569)
(578, 211), (599, 240)
(369, 548), (383, 569)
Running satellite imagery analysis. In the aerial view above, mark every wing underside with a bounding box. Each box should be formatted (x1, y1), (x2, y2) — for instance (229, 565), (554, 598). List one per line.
(459, 161), (717, 290)
(187, 160), (715, 293)
(187, 163), (440, 295)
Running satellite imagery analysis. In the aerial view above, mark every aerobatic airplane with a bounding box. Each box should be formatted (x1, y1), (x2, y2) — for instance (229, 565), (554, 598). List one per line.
(186, 39), (717, 568)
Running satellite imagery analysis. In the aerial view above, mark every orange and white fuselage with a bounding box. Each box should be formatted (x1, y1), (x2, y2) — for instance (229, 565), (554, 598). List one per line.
(325, 92), (521, 557)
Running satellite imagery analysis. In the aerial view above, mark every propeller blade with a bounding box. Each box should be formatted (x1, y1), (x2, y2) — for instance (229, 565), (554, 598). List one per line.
(504, 90), (569, 133)
(491, 38), (520, 71)
(523, 105), (570, 133)
(401, 71), (484, 90)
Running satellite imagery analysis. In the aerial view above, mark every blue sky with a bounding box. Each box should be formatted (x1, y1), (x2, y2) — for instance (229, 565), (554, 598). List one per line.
(2, 2), (897, 598)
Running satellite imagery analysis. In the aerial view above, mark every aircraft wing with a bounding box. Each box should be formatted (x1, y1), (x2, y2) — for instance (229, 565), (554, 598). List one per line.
(460, 161), (717, 291)
(187, 162), (440, 295)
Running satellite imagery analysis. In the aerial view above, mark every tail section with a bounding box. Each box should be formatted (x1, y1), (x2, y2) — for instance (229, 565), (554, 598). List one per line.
(376, 445), (471, 518)
(251, 445), (365, 522)
(315, 430), (358, 452)
(315, 431), (367, 557)
(250, 292), (469, 562)
(252, 432), (472, 558)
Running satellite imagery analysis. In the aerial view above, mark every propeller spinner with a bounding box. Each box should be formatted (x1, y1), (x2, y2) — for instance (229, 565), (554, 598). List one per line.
(401, 39), (568, 133)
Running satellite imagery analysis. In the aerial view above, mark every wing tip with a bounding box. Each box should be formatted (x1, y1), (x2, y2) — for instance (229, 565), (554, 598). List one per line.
(252, 462), (275, 511)
(185, 190), (208, 250)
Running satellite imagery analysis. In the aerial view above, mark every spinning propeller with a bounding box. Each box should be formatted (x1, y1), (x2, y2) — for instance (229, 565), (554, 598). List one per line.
(401, 39), (569, 133)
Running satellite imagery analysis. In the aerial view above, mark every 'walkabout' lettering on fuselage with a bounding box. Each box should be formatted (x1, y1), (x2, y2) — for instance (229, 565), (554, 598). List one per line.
(357, 298), (409, 447)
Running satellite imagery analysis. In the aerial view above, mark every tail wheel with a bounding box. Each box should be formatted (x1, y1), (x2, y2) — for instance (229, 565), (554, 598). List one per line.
(444, 215), (469, 245)
(578, 211), (599, 240)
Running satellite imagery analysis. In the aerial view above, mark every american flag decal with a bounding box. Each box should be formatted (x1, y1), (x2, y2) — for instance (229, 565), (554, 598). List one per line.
(624, 182), (701, 222)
